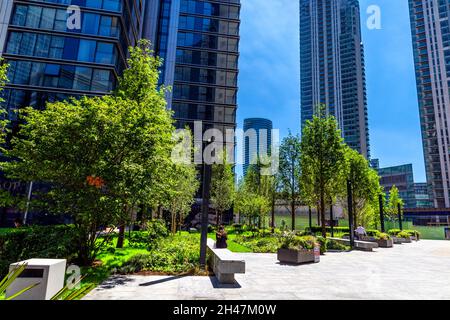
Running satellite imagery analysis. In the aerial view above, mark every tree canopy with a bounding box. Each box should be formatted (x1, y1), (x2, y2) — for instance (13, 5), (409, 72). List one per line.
(300, 105), (346, 237)
(1, 40), (186, 264)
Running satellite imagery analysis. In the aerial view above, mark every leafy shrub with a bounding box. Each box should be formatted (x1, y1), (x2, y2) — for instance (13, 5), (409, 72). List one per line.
(119, 234), (200, 274)
(367, 230), (381, 238)
(396, 231), (411, 239)
(326, 239), (350, 251)
(404, 230), (421, 238)
(315, 237), (328, 254)
(279, 232), (317, 251)
(129, 219), (169, 249)
(378, 233), (391, 240)
(0, 225), (79, 277)
(234, 234), (281, 253)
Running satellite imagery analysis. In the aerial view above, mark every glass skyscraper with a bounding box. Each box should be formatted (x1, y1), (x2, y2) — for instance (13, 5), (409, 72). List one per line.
(243, 118), (273, 176)
(409, 0), (450, 208)
(299, 0), (370, 159)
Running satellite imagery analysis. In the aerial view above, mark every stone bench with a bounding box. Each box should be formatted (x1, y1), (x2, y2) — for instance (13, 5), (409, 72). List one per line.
(330, 237), (379, 252)
(207, 238), (245, 284)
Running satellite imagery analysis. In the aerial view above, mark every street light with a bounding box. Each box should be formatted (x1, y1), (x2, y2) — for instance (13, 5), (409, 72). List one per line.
(329, 200), (334, 238)
(199, 162), (212, 268)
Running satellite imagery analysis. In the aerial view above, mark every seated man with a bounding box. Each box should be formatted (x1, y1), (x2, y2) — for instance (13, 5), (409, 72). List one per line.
(355, 225), (367, 240)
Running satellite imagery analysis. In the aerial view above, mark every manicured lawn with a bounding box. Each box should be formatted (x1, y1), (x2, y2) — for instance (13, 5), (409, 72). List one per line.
(207, 232), (253, 253)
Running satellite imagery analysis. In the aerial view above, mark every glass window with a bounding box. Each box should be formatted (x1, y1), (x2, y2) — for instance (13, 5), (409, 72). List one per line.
(6, 32), (22, 54)
(82, 13), (100, 35)
(40, 7), (56, 29)
(19, 33), (37, 56)
(35, 34), (51, 57)
(73, 67), (92, 91)
(25, 6), (42, 28)
(95, 42), (114, 64)
(92, 69), (111, 92)
(78, 39), (97, 62)
(12, 5), (28, 26)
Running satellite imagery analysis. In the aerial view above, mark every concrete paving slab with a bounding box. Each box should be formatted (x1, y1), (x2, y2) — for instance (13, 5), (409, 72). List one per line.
(83, 240), (450, 300)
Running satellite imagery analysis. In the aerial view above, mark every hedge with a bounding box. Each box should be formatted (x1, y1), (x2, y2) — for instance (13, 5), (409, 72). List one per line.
(0, 225), (79, 277)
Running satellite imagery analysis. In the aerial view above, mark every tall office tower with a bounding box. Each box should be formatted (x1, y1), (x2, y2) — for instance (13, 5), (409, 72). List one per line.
(148, 0), (240, 147)
(243, 118), (273, 176)
(0, 0), (145, 124)
(409, 0), (450, 208)
(300, 0), (370, 159)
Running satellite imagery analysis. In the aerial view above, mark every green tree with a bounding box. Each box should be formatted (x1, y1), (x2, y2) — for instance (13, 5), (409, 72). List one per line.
(210, 149), (235, 225)
(0, 58), (9, 145)
(278, 133), (301, 231)
(300, 105), (346, 237)
(341, 146), (382, 228)
(387, 185), (404, 220)
(164, 162), (199, 234)
(1, 41), (179, 264)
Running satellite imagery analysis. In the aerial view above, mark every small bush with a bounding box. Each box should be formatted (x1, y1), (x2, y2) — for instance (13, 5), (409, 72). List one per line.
(0, 225), (79, 277)
(326, 239), (350, 251)
(129, 219), (169, 249)
(396, 231), (411, 239)
(119, 234), (200, 274)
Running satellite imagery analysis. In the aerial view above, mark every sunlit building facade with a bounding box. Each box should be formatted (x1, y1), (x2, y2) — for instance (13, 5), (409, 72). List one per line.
(300, 0), (370, 158)
(409, 0), (450, 208)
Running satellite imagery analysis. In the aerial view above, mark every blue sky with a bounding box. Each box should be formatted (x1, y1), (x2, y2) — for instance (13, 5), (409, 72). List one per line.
(236, 0), (426, 182)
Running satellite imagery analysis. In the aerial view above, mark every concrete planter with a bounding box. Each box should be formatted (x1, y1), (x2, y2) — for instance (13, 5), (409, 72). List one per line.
(277, 247), (320, 265)
(393, 237), (411, 244)
(376, 239), (393, 248)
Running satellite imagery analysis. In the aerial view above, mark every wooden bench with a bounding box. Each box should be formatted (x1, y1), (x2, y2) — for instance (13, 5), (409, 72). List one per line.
(330, 237), (379, 252)
(207, 238), (245, 284)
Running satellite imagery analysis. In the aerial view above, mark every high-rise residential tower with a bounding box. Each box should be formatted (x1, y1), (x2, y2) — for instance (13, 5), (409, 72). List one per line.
(243, 118), (273, 176)
(409, 0), (450, 208)
(299, 0), (370, 158)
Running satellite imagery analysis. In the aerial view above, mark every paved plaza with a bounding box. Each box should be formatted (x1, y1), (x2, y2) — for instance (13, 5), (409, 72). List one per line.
(84, 240), (450, 300)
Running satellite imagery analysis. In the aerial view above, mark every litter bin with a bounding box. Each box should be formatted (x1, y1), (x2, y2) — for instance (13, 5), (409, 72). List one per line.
(6, 259), (66, 300)
(445, 227), (450, 240)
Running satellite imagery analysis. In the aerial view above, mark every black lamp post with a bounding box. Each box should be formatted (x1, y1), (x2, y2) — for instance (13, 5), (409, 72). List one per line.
(199, 162), (212, 268)
(347, 180), (355, 248)
(397, 203), (403, 231)
(379, 194), (385, 233)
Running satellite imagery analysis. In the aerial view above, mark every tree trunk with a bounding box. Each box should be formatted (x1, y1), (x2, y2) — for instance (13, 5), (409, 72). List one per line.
(320, 193), (326, 238)
(116, 224), (125, 248)
(216, 209), (220, 226)
(291, 201), (295, 231)
(271, 195), (275, 233)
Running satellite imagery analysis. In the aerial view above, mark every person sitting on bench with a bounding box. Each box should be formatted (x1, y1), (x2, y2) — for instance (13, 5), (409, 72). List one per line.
(355, 225), (367, 240)
(216, 225), (228, 249)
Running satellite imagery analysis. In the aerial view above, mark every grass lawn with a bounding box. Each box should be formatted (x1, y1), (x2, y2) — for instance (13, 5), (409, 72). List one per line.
(0, 228), (14, 236)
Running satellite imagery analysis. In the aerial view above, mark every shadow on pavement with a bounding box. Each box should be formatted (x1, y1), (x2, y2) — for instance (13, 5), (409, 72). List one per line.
(209, 276), (241, 289)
